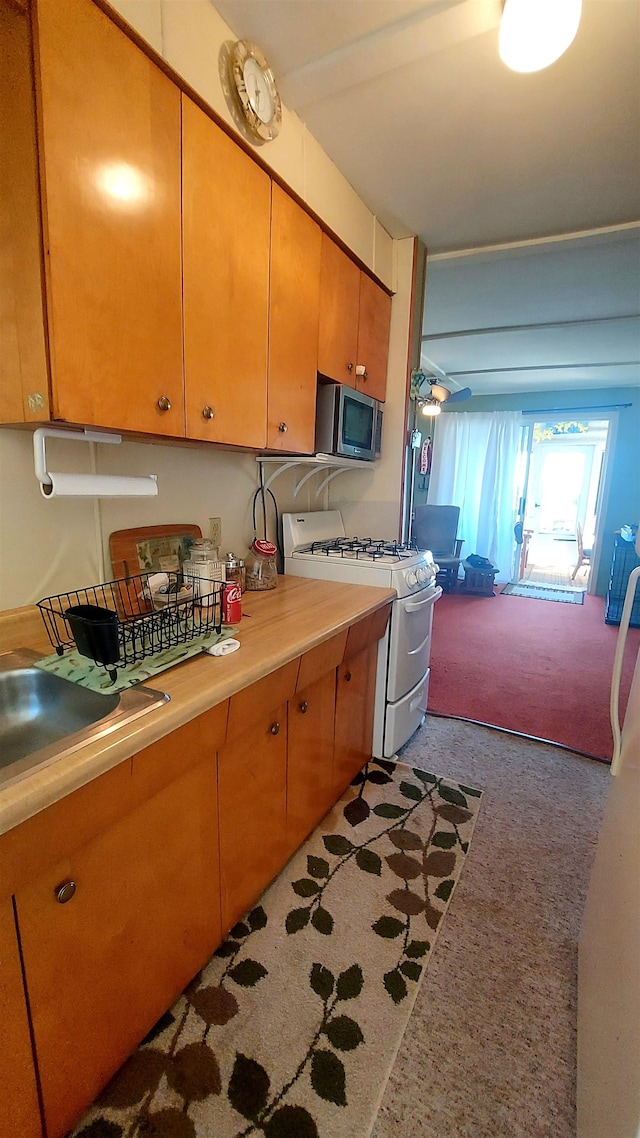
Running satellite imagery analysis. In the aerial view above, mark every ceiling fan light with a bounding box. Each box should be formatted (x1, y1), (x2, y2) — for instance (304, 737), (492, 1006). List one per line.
(420, 397), (441, 417)
(499, 0), (582, 73)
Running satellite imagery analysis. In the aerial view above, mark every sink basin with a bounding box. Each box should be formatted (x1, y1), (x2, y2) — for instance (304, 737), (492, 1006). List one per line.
(0, 649), (168, 789)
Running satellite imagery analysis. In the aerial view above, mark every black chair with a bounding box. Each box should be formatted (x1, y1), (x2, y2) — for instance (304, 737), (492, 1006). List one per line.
(413, 505), (464, 592)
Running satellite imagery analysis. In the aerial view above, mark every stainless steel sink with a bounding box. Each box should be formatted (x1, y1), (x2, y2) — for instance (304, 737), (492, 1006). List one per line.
(0, 649), (168, 789)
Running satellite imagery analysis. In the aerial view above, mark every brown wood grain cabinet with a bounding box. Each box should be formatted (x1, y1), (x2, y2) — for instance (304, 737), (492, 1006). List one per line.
(217, 701), (289, 935)
(0, 603), (391, 1137)
(182, 94), (270, 448)
(0, 0), (392, 446)
(333, 644), (379, 799)
(318, 233), (392, 402)
(0, 897), (42, 1138)
(356, 272), (392, 402)
(36, 0), (184, 435)
(317, 233), (361, 387)
(286, 669), (337, 855)
(267, 184), (322, 453)
(10, 721), (222, 1138)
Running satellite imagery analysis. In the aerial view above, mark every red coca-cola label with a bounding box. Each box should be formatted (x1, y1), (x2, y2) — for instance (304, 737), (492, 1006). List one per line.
(222, 582), (242, 624)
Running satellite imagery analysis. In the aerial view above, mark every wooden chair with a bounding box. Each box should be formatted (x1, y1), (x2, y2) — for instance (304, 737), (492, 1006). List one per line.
(571, 520), (592, 581)
(413, 505), (464, 591)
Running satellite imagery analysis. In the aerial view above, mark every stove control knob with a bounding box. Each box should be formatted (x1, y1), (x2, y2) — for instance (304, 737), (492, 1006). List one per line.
(405, 569), (417, 588)
(416, 566), (428, 584)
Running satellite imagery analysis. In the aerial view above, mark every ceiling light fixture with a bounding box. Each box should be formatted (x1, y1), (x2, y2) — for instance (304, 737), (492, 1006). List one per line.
(420, 397), (441, 418)
(499, 0), (582, 73)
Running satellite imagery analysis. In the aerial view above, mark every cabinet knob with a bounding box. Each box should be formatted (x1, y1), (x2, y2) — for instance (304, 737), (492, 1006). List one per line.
(270, 722), (280, 735)
(299, 700), (308, 714)
(278, 421), (288, 433)
(356, 365), (368, 381)
(347, 363), (354, 373)
(202, 405), (215, 420)
(344, 670), (352, 682)
(55, 880), (76, 904)
(157, 395), (172, 412)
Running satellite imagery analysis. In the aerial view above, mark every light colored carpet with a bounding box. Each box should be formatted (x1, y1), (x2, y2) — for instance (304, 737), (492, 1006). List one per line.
(372, 715), (609, 1138)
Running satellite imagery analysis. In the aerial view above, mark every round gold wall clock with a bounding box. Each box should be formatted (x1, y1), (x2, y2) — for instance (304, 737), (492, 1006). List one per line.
(229, 40), (282, 143)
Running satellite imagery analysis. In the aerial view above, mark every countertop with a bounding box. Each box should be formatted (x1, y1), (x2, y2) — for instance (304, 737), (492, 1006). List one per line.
(0, 575), (395, 837)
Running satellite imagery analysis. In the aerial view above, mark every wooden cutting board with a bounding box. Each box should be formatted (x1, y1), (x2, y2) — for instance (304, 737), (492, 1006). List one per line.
(109, 524), (202, 580)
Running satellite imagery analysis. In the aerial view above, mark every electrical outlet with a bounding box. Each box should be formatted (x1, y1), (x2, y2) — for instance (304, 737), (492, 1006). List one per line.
(209, 517), (222, 549)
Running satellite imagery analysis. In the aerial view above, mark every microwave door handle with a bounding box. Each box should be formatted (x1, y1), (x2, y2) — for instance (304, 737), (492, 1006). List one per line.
(404, 586), (442, 613)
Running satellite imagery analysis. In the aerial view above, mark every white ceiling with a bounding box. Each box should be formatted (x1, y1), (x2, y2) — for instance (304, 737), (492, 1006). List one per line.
(213, 0), (640, 397)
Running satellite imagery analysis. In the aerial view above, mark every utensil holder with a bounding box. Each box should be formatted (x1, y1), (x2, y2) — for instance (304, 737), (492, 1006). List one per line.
(64, 605), (120, 666)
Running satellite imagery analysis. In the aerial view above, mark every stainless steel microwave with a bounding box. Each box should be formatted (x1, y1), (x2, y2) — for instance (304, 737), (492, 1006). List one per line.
(315, 383), (382, 462)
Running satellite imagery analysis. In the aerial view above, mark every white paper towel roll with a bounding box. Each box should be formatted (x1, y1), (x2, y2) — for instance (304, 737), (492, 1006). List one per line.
(41, 472), (158, 498)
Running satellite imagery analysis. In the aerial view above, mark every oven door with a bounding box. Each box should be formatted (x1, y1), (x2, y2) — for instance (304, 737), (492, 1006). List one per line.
(386, 585), (442, 703)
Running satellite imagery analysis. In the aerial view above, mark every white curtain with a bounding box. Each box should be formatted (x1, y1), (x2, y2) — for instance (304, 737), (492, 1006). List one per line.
(427, 411), (525, 582)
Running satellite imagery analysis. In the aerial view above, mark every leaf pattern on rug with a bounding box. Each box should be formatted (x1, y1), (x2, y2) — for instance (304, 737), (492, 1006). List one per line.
(71, 762), (481, 1138)
(285, 762), (477, 1005)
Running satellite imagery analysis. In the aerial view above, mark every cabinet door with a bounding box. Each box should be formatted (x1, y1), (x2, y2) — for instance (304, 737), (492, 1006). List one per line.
(218, 703), (288, 934)
(183, 95), (270, 447)
(0, 897), (42, 1138)
(34, 0), (184, 436)
(287, 669), (337, 855)
(333, 644), (378, 798)
(317, 233), (360, 387)
(15, 759), (220, 1138)
(356, 273), (391, 402)
(268, 185), (322, 453)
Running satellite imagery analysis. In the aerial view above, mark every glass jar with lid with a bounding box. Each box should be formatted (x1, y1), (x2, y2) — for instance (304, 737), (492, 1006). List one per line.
(182, 539), (225, 604)
(224, 552), (246, 593)
(245, 539), (278, 591)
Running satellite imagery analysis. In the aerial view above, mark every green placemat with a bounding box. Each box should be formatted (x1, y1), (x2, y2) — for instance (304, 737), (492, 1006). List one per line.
(34, 627), (239, 693)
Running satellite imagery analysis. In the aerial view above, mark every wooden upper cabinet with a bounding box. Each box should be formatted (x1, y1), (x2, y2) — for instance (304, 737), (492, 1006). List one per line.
(318, 232), (392, 401)
(317, 233), (360, 387)
(0, 0), (49, 425)
(268, 185), (322, 453)
(33, 0), (184, 436)
(356, 273), (392, 402)
(182, 95), (270, 447)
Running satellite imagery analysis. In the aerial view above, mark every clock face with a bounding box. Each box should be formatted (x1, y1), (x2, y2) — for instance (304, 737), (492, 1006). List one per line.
(243, 57), (274, 125)
(229, 41), (282, 143)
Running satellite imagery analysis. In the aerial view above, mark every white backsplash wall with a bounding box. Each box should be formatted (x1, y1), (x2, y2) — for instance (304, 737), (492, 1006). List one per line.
(0, 429), (326, 610)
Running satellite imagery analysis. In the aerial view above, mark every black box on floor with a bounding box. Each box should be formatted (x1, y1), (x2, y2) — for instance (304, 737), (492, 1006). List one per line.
(462, 560), (498, 596)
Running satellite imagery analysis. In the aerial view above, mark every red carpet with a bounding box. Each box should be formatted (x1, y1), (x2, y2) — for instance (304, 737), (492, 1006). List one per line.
(428, 589), (640, 761)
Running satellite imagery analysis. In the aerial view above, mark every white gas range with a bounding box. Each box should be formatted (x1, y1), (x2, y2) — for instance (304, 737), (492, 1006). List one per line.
(283, 511), (442, 757)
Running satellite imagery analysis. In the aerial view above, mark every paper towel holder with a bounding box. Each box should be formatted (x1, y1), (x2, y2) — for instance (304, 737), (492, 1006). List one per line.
(33, 426), (159, 498)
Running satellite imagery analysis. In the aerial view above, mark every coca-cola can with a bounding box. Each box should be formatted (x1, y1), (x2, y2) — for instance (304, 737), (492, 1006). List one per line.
(222, 581), (242, 624)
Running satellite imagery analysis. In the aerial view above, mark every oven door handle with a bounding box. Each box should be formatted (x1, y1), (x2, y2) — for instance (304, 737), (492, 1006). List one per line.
(404, 586), (442, 613)
(408, 633), (432, 656)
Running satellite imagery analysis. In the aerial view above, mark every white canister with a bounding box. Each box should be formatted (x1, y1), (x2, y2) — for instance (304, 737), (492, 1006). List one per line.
(182, 539), (226, 605)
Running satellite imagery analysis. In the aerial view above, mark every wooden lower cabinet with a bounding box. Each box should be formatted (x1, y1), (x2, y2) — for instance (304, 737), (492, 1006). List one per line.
(333, 643), (378, 798)
(0, 606), (391, 1136)
(0, 897), (42, 1138)
(286, 669), (337, 855)
(218, 701), (289, 935)
(14, 757), (220, 1138)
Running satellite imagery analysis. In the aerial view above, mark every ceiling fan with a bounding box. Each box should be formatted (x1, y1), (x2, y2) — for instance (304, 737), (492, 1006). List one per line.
(410, 367), (472, 416)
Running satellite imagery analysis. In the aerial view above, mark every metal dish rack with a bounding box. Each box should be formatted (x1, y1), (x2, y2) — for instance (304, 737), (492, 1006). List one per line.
(38, 572), (223, 678)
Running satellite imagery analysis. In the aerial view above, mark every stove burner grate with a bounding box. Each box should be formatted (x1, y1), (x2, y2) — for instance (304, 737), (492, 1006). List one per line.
(298, 536), (420, 562)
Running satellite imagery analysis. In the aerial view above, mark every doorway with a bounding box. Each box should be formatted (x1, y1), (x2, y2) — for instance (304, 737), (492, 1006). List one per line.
(517, 419), (610, 588)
